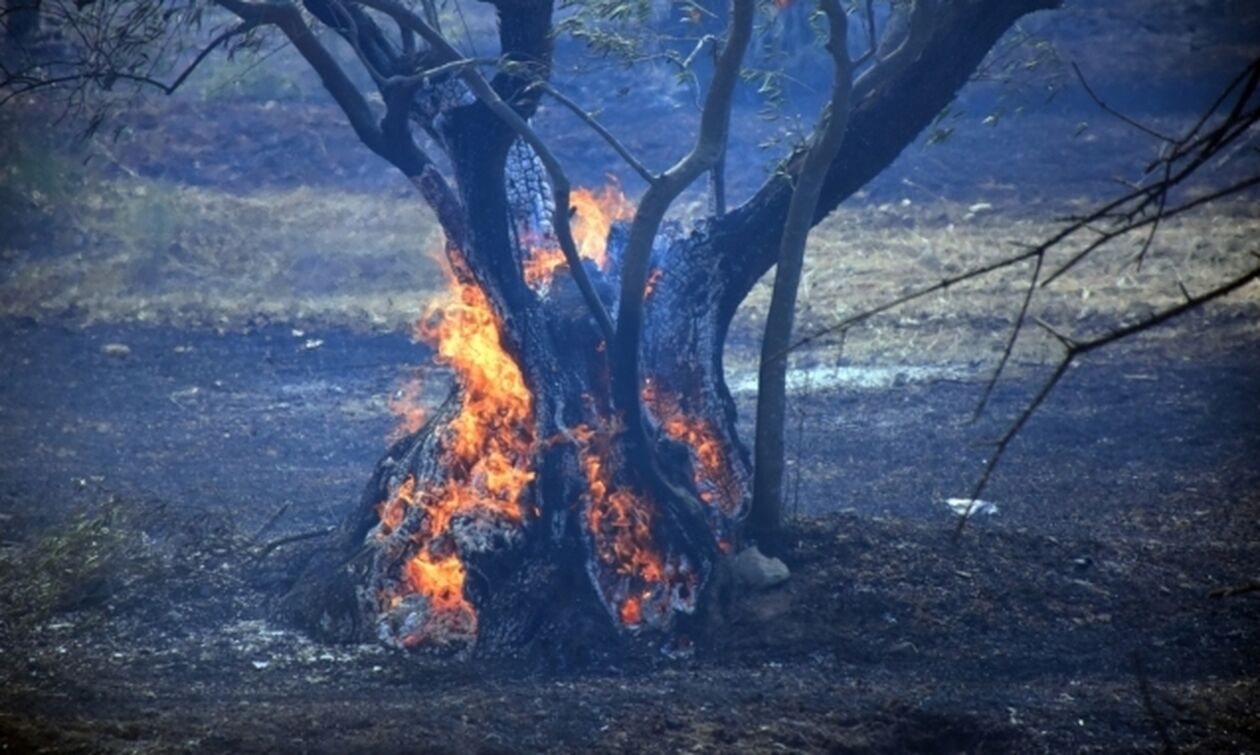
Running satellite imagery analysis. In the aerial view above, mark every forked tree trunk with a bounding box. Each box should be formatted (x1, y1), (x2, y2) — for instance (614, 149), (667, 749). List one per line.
(272, 0), (1062, 661)
(276, 109), (752, 662)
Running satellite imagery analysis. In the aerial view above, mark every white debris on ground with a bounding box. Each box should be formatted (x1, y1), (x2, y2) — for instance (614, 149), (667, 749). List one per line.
(945, 498), (999, 517)
(728, 364), (972, 396)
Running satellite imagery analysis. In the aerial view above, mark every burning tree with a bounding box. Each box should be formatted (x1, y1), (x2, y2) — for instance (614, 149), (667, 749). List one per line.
(7, 0), (1256, 659)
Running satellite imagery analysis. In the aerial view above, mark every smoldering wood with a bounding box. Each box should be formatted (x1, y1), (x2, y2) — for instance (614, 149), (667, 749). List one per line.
(188, 0), (1072, 657)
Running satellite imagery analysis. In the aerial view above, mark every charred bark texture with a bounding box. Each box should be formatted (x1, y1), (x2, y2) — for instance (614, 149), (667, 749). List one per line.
(272, 0), (1062, 659)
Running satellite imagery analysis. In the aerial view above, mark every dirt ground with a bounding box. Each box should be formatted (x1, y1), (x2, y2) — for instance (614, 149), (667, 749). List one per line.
(0, 313), (1257, 754)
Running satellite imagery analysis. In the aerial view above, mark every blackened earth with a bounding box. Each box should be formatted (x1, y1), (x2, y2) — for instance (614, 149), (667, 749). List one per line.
(0, 315), (1257, 753)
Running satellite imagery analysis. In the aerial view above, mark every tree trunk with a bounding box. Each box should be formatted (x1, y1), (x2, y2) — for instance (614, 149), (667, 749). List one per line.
(276, 122), (751, 661)
(751, 0), (852, 557)
(271, 0), (1063, 660)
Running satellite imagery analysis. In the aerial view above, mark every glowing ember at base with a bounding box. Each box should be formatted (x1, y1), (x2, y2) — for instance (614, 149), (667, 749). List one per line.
(573, 424), (699, 630)
(522, 184), (635, 291)
(368, 272), (537, 650)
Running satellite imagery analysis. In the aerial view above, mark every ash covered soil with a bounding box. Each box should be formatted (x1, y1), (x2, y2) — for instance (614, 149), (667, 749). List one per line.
(0, 315), (1258, 753)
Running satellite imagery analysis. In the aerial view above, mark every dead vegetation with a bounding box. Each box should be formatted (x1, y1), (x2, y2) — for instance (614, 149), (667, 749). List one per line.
(3, 149), (1256, 368)
(0, 497), (256, 635)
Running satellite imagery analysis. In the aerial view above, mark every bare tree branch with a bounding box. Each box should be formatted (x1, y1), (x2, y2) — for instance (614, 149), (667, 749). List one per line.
(1072, 62), (1174, 143)
(972, 251), (1043, 421)
(609, 0), (756, 554)
(351, 0), (617, 342)
(1040, 57), (1260, 286)
(954, 262), (1260, 537)
(215, 0), (386, 155)
(784, 246), (1042, 356)
(531, 80), (658, 184)
(850, 0), (932, 103)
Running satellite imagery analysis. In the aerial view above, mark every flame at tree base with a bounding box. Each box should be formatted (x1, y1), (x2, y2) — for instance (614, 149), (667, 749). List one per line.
(572, 423), (700, 632)
(362, 182), (744, 651)
(368, 277), (535, 650)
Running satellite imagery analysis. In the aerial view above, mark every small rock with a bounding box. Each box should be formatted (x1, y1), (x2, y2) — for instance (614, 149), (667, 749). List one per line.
(101, 343), (131, 358)
(730, 546), (790, 590)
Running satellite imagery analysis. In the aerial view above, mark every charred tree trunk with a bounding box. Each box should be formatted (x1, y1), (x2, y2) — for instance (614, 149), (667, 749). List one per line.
(276, 161), (749, 661)
(271, 0), (1062, 660)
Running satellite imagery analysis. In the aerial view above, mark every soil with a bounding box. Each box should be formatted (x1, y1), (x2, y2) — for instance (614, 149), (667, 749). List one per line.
(1, 316), (1257, 754)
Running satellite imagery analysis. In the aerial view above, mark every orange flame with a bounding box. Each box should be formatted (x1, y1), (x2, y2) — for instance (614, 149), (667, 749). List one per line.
(376, 271), (536, 647)
(643, 268), (663, 299)
(646, 382), (742, 517)
(523, 183), (634, 288)
(574, 425), (666, 585)
(619, 595), (643, 625)
(661, 416), (735, 510)
(572, 423), (697, 629)
(403, 551), (471, 614)
(570, 184), (634, 269)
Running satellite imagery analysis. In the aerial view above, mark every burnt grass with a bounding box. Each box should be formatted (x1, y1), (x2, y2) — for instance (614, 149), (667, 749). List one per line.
(0, 313), (1257, 753)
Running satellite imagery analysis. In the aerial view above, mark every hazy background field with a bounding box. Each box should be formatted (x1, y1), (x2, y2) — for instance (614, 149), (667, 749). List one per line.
(2, 0), (1257, 362)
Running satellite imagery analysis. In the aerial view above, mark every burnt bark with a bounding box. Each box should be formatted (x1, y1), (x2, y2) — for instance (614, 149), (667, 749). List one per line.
(271, 0), (1063, 658)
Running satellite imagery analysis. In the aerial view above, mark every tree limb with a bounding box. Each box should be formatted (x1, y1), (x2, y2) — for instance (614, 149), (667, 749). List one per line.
(351, 0), (616, 342)
(531, 80), (657, 184)
(749, 0), (852, 553)
(609, 0), (755, 553)
(954, 262), (1260, 538)
(216, 0), (386, 155)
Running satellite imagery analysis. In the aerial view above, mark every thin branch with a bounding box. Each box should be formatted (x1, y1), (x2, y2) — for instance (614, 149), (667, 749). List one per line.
(216, 0), (386, 154)
(532, 80), (658, 184)
(954, 262), (1260, 537)
(1042, 172), (1260, 287)
(609, 0), (756, 558)
(851, 0), (933, 103)
(1072, 62), (1174, 143)
(253, 527), (337, 559)
(785, 247), (1042, 356)
(971, 251), (1043, 421)
(351, 0), (616, 342)
(154, 22), (256, 95)
(1208, 580), (1260, 599)
(383, 55), (499, 92)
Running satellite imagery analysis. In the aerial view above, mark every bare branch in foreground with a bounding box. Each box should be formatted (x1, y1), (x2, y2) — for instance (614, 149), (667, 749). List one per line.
(953, 263), (1260, 538)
